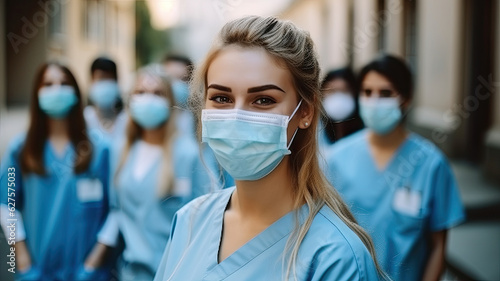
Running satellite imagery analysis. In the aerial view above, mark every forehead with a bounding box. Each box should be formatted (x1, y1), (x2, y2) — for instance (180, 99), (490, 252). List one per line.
(362, 71), (394, 89)
(92, 69), (115, 80)
(323, 78), (350, 91)
(135, 73), (164, 89)
(43, 65), (66, 81)
(207, 45), (292, 89)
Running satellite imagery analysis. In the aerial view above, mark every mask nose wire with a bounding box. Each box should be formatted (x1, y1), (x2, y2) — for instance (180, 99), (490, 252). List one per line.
(286, 99), (303, 149)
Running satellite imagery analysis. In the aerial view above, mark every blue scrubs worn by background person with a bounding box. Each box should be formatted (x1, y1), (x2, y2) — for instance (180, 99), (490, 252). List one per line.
(1, 135), (111, 281)
(327, 131), (465, 280)
(0, 63), (113, 281)
(84, 57), (128, 142)
(103, 65), (213, 281)
(155, 16), (388, 281)
(324, 55), (465, 281)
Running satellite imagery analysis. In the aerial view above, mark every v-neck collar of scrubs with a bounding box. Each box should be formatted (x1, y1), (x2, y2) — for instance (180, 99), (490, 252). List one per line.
(205, 188), (308, 280)
(46, 140), (72, 161)
(364, 131), (412, 173)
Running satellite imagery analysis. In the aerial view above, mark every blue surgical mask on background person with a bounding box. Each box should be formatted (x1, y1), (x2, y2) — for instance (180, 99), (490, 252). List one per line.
(171, 80), (189, 106)
(89, 80), (120, 109)
(359, 96), (402, 135)
(322, 92), (355, 121)
(38, 85), (78, 118)
(129, 93), (170, 129)
(201, 100), (303, 181)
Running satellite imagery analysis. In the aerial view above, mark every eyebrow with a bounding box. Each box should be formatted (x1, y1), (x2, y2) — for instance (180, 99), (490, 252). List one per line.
(207, 84), (231, 92)
(207, 83), (286, 94)
(248, 84), (285, 93)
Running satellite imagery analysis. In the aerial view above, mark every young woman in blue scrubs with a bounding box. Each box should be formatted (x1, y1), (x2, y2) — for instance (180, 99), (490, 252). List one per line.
(325, 55), (465, 281)
(0, 63), (112, 280)
(107, 65), (212, 281)
(154, 16), (388, 281)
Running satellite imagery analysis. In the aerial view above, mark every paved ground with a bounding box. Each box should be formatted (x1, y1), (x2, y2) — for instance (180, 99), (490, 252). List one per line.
(0, 107), (499, 280)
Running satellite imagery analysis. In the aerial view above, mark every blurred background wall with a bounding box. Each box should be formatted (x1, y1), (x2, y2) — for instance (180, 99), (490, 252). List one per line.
(2, 0), (135, 106)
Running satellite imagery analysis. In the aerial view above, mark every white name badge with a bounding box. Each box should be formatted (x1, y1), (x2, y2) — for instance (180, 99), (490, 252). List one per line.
(77, 178), (104, 202)
(393, 187), (421, 217)
(173, 178), (191, 197)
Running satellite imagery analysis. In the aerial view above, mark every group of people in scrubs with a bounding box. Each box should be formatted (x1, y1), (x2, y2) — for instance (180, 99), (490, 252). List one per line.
(0, 15), (464, 281)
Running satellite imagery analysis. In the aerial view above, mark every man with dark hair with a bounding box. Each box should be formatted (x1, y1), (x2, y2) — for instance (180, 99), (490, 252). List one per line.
(162, 54), (193, 82)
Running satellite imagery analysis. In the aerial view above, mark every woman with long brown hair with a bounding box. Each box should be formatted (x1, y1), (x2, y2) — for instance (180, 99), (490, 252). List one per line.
(0, 63), (112, 280)
(154, 16), (389, 281)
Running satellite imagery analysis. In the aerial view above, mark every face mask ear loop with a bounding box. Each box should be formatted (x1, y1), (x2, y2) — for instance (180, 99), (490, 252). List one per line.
(286, 99), (304, 149)
(287, 128), (299, 149)
(288, 99), (303, 121)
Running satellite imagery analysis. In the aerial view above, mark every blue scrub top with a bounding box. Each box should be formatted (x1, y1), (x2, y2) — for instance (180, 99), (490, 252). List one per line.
(325, 129), (465, 281)
(84, 106), (128, 142)
(0, 134), (110, 280)
(110, 135), (212, 279)
(154, 187), (381, 281)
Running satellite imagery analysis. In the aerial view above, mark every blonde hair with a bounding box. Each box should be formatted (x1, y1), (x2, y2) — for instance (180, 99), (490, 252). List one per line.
(190, 16), (390, 280)
(115, 64), (178, 197)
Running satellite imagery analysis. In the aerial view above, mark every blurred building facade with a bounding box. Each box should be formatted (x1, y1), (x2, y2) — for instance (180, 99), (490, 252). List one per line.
(279, 0), (500, 184)
(1, 0), (136, 108)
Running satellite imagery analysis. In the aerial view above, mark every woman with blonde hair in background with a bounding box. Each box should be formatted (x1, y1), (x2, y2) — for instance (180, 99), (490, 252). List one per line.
(154, 16), (389, 281)
(105, 65), (212, 281)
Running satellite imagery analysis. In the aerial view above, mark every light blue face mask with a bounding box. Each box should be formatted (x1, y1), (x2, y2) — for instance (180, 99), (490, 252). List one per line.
(171, 80), (189, 106)
(359, 96), (402, 135)
(130, 93), (170, 129)
(201, 100), (303, 181)
(38, 85), (78, 118)
(89, 80), (120, 109)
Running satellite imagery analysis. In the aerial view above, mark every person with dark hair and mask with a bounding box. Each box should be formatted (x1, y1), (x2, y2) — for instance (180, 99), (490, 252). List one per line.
(85, 57), (127, 141)
(325, 54), (465, 281)
(319, 67), (364, 155)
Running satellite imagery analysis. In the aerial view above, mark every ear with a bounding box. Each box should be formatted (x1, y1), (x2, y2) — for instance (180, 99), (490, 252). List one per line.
(401, 97), (412, 112)
(298, 101), (314, 129)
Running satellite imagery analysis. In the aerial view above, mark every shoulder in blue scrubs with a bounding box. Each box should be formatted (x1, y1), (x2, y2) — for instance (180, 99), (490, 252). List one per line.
(154, 187), (380, 281)
(109, 134), (212, 280)
(325, 129), (465, 280)
(0, 133), (111, 281)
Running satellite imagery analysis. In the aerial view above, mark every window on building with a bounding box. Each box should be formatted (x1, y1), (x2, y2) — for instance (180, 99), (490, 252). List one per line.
(403, 0), (417, 73)
(48, 0), (64, 37)
(377, 0), (387, 52)
(82, 0), (105, 42)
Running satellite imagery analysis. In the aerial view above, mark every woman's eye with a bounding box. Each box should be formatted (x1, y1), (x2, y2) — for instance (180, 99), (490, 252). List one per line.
(210, 95), (231, 104)
(362, 89), (372, 97)
(43, 82), (53, 87)
(380, 89), (394, 97)
(254, 97), (275, 105)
